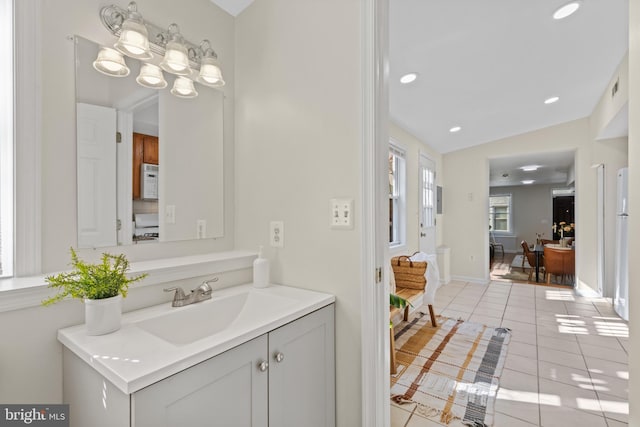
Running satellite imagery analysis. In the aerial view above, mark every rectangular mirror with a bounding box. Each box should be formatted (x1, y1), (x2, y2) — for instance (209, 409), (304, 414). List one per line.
(75, 36), (224, 248)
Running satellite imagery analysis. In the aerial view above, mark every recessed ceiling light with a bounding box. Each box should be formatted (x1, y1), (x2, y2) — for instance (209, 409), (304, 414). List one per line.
(400, 73), (418, 84)
(522, 180), (535, 185)
(553, 2), (581, 20)
(521, 165), (540, 172)
(544, 96), (560, 104)
(449, 126), (462, 133)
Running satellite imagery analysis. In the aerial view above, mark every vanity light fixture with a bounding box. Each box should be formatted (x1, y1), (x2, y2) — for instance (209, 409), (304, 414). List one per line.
(449, 126), (462, 133)
(113, 1), (152, 60)
(197, 40), (225, 88)
(136, 63), (167, 89)
(171, 76), (198, 98)
(93, 47), (130, 77)
(159, 24), (192, 76)
(400, 73), (418, 84)
(553, 1), (581, 20)
(521, 180), (535, 185)
(98, 2), (226, 97)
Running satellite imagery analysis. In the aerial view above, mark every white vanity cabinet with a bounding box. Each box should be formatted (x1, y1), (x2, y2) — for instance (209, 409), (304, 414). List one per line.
(63, 303), (335, 427)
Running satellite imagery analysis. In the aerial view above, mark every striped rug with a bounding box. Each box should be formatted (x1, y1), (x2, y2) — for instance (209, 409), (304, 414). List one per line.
(391, 314), (511, 426)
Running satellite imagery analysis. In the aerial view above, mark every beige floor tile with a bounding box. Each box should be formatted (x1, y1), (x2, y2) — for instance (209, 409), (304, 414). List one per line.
(502, 319), (537, 335)
(588, 372), (628, 399)
(445, 303), (476, 313)
(440, 309), (470, 321)
(391, 404), (413, 427)
(471, 305), (505, 318)
(493, 412), (537, 426)
(584, 357), (629, 381)
(537, 347), (587, 370)
(468, 313), (503, 326)
(537, 334), (581, 354)
(539, 404), (608, 427)
(504, 354), (538, 376)
(503, 309), (536, 324)
(538, 360), (590, 388)
(596, 392), (629, 424)
(576, 334), (625, 350)
(500, 368), (538, 392)
(579, 343), (628, 364)
(605, 418), (629, 427)
(508, 341), (537, 359)
(405, 413), (446, 427)
(510, 331), (538, 346)
(539, 378), (601, 414)
(495, 389), (540, 425)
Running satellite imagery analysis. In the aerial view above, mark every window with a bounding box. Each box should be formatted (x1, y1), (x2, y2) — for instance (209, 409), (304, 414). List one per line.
(489, 194), (512, 233)
(420, 156), (435, 229)
(0, 0), (13, 277)
(389, 144), (406, 246)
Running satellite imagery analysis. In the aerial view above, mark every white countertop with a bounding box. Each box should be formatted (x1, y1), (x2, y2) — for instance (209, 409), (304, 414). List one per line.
(58, 284), (335, 394)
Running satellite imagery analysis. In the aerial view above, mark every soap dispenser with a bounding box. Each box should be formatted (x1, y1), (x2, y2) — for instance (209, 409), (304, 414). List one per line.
(253, 246), (270, 288)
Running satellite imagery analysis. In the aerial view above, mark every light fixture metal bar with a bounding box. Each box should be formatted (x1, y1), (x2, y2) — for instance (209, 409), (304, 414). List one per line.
(99, 4), (218, 70)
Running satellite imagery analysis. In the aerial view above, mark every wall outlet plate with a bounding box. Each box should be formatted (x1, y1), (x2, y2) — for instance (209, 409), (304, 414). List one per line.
(270, 221), (284, 247)
(330, 198), (354, 229)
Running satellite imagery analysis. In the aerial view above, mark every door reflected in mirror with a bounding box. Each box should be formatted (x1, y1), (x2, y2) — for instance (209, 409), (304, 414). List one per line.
(75, 36), (224, 248)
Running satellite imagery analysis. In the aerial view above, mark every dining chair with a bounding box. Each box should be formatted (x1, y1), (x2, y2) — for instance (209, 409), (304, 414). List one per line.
(490, 230), (504, 259)
(543, 246), (571, 285)
(521, 240), (543, 281)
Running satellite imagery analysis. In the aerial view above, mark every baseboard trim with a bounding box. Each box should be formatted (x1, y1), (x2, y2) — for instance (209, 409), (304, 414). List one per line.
(451, 275), (490, 285)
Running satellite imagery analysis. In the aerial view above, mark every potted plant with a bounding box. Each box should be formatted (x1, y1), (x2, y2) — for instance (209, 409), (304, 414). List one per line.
(42, 248), (147, 335)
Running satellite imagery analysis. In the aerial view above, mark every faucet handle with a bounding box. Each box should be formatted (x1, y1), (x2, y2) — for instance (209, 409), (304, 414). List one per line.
(198, 278), (218, 294)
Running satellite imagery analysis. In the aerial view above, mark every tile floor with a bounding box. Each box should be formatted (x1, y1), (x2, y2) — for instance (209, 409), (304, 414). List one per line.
(391, 280), (629, 427)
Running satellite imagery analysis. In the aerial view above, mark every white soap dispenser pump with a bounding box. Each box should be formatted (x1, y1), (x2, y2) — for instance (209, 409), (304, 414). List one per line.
(253, 246), (270, 288)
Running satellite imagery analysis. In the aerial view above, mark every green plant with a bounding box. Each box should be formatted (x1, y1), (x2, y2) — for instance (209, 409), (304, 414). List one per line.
(42, 248), (147, 306)
(390, 293), (410, 310)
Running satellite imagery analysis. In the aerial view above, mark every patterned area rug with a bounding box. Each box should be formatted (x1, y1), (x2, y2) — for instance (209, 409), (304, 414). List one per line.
(391, 314), (511, 426)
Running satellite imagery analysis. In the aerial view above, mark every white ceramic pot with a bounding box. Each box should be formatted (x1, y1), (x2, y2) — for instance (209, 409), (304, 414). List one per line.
(84, 294), (123, 336)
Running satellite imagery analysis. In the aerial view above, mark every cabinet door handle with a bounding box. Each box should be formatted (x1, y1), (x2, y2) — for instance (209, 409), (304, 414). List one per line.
(257, 361), (269, 372)
(274, 352), (285, 363)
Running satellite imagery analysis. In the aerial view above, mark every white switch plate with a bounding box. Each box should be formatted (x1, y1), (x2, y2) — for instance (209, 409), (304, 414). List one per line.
(270, 221), (284, 248)
(330, 198), (354, 229)
(166, 205), (176, 224)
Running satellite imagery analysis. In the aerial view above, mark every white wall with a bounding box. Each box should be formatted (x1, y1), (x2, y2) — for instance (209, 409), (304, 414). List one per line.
(39, 0), (236, 271)
(0, 0), (237, 404)
(234, 1), (363, 425)
(627, 1), (639, 424)
(490, 184), (555, 251)
(389, 122), (443, 256)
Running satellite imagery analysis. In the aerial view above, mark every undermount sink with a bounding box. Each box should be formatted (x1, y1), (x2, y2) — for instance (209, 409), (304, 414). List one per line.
(136, 289), (296, 345)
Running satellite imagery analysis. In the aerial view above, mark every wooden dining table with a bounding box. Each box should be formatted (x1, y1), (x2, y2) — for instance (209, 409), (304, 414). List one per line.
(533, 244), (544, 282)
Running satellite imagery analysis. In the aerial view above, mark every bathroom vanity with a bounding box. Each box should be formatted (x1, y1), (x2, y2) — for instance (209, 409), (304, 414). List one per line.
(58, 284), (335, 427)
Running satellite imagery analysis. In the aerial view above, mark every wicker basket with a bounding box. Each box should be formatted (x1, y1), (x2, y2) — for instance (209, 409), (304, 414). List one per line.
(390, 256), (427, 290)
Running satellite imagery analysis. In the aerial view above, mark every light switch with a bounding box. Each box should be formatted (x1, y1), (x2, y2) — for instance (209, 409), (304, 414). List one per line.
(166, 205), (176, 224)
(330, 198), (354, 229)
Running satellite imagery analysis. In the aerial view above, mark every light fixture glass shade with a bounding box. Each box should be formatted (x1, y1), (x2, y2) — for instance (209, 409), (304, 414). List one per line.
(160, 25), (192, 76)
(93, 47), (130, 77)
(171, 76), (198, 98)
(114, 2), (152, 60)
(136, 63), (167, 89)
(197, 58), (225, 88)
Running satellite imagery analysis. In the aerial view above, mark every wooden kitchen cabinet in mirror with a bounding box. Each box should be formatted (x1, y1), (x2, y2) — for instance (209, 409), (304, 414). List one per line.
(133, 133), (159, 200)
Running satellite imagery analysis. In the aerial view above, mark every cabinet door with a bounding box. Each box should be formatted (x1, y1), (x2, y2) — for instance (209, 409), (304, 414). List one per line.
(268, 305), (335, 427)
(132, 335), (269, 427)
(142, 135), (159, 164)
(132, 133), (144, 199)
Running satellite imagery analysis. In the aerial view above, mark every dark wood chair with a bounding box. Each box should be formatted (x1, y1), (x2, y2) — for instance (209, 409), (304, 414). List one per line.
(521, 240), (543, 281)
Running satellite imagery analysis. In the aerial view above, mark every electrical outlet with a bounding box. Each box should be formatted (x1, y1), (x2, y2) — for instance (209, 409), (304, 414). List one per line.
(330, 198), (354, 229)
(197, 219), (206, 239)
(166, 205), (176, 224)
(270, 221), (284, 248)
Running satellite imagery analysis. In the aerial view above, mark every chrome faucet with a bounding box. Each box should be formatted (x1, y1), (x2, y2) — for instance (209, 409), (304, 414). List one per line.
(164, 278), (218, 307)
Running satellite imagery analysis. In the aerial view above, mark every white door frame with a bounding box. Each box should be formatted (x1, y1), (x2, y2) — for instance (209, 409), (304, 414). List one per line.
(361, 0), (389, 426)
